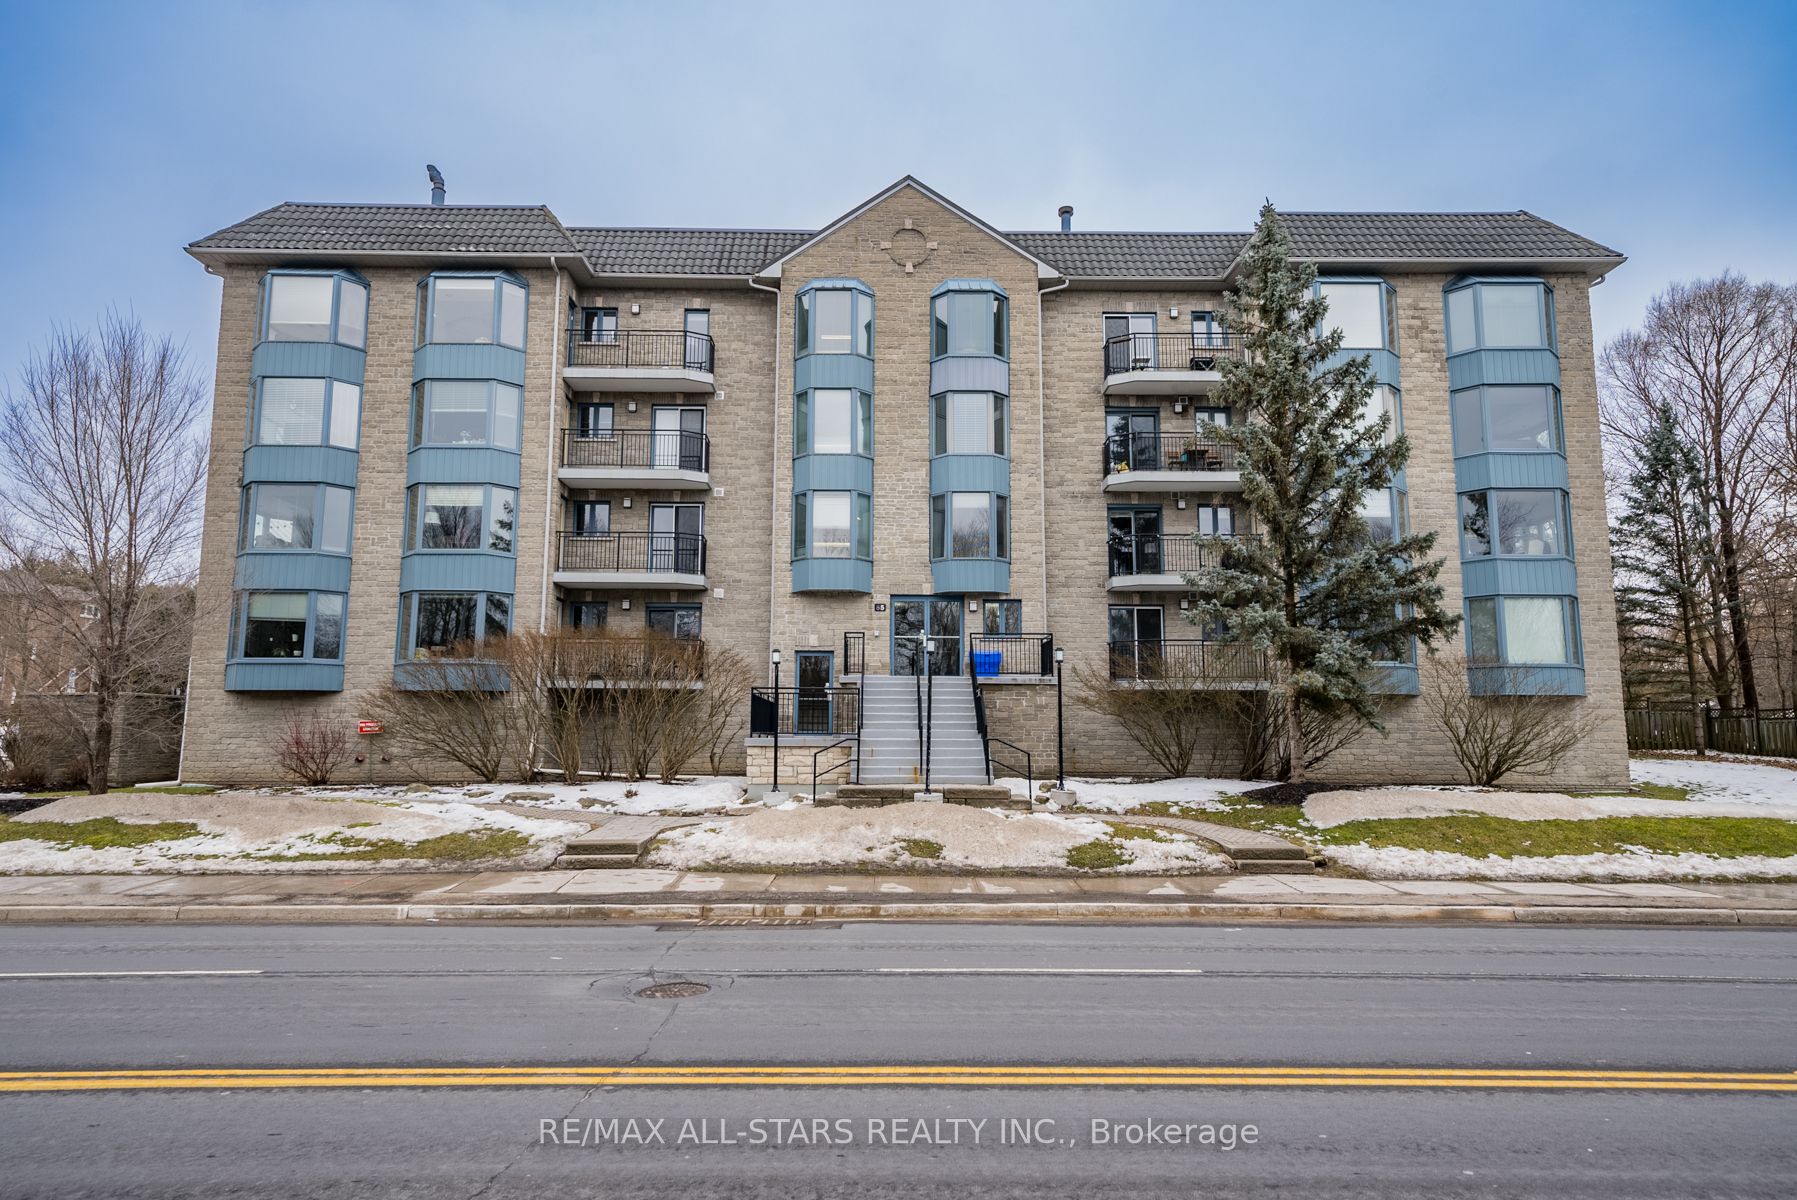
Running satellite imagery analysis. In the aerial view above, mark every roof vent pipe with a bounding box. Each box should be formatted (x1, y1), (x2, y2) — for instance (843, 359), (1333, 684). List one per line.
(1058, 205), (1073, 233)
(427, 164), (446, 206)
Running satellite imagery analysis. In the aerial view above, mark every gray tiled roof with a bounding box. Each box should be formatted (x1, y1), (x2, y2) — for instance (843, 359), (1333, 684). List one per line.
(191, 203), (1620, 278)
(189, 203), (580, 255)
(567, 227), (812, 276)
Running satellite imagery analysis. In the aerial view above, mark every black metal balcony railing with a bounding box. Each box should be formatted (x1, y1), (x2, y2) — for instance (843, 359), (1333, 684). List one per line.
(967, 633), (1055, 677)
(1108, 639), (1269, 682)
(566, 328), (715, 373)
(580, 637), (706, 681)
(749, 686), (861, 736)
(556, 531), (707, 575)
(1107, 533), (1259, 578)
(561, 428), (710, 472)
(1102, 431), (1238, 476)
(1103, 332), (1249, 377)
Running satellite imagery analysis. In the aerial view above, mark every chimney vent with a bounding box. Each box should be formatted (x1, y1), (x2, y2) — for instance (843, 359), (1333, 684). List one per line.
(1058, 205), (1073, 233)
(427, 164), (446, 206)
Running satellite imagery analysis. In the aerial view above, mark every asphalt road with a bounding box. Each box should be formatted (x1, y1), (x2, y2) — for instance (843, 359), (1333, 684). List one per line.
(0, 921), (1793, 1198)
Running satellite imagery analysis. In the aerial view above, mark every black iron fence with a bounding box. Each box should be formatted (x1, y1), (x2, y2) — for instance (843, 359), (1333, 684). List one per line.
(1108, 639), (1268, 683)
(1626, 706), (1797, 758)
(749, 686), (861, 736)
(556, 531), (707, 575)
(561, 428), (709, 471)
(1107, 533), (1258, 578)
(566, 328), (715, 373)
(842, 631), (866, 676)
(1103, 332), (1249, 376)
(967, 633), (1055, 677)
(1103, 431), (1238, 476)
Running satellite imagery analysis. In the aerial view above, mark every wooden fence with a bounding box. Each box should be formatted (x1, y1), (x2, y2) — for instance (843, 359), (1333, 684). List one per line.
(1625, 706), (1797, 759)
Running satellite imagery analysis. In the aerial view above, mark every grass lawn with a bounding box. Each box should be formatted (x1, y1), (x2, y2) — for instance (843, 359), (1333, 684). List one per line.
(0, 816), (205, 850)
(250, 829), (531, 863)
(1125, 796), (1797, 860)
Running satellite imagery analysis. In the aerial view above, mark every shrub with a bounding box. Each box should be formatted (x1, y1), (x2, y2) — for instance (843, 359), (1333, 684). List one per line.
(275, 715), (349, 786)
(1420, 655), (1602, 787)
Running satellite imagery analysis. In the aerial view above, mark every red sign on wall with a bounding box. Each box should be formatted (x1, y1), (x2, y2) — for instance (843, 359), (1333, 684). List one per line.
(356, 720), (384, 735)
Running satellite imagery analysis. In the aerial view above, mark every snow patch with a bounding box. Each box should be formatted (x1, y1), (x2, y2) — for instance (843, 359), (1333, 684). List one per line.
(1327, 842), (1797, 882)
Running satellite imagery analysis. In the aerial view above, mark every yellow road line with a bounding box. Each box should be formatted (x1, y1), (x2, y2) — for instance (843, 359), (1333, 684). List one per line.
(3, 1065), (1794, 1081)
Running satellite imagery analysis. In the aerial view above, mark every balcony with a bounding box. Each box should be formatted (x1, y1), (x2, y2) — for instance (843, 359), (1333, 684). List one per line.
(1108, 639), (1268, 687)
(1101, 431), (1241, 493)
(749, 686), (862, 736)
(1102, 332), (1247, 395)
(1107, 533), (1257, 591)
(558, 429), (711, 490)
(564, 329), (715, 393)
(552, 531), (708, 590)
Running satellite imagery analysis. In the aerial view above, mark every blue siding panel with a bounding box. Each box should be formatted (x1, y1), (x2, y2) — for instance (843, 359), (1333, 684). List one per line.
(794, 354), (875, 393)
(1460, 557), (1580, 598)
(931, 557), (1010, 595)
(1469, 664), (1586, 697)
(1447, 348), (1561, 390)
(224, 661), (344, 692)
(393, 661), (510, 693)
(931, 279), (1008, 297)
(406, 447), (522, 488)
(791, 557), (874, 594)
(1453, 452), (1569, 492)
(234, 552), (353, 593)
(793, 454), (875, 494)
(399, 552), (519, 595)
(929, 454), (1011, 495)
(929, 356), (1010, 395)
(251, 342), (366, 384)
(1321, 347), (1401, 388)
(1371, 664), (1420, 696)
(412, 344), (527, 385)
(242, 445), (360, 489)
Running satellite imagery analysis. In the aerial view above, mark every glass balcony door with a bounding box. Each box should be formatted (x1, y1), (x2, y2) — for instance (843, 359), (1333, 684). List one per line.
(890, 596), (963, 677)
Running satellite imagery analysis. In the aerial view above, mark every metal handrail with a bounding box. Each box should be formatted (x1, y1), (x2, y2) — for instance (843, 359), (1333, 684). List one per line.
(986, 736), (1033, 795)
(809, 673), (866, 794)
(556, 531), (707, 574)
(1106, 532), (1259, 578)
(1102, 331), (1249, 376)
(566, 327), (715, 372)
(968, 648), (992, 785)
(561, 428), (710, 471)
(1102, 431), (1237, 476)
(1107, 639), (1270, 682)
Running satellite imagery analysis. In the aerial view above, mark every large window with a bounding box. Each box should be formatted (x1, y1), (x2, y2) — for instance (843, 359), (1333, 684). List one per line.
(1466, 596), (1581, 666)
(1318, 279), (1398, 351)
(1459, 489), (1570, 558)
(792, 490), (872, 560)
(253, 378), (361, 449)
(401, 592), (511, 660)
(1450, 385), (1563, 455)
(1362, 384), (1401, 444)
(1445, 280), (1555, 354)
(411, 380), (522, 449)
(931, 492), (1008, 560)
(795, 287), (873, 356)
(406, 484), (517, 553)
(262, 271), (367, 348)
(234, 591), (345, 661)
(794, 389), (872, 456)
(982, 599), (1022, 635)
(241, 483), (352, 553)
(417, 274), (527, 349)
(647, 605), (702, 640)
(1359, 487), (1409, 545)
(932, 392), (1007, 456)
(931, 289), (1007, 358)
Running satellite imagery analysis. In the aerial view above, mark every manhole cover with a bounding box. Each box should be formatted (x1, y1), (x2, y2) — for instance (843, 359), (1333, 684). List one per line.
(635, 981), (710, 999)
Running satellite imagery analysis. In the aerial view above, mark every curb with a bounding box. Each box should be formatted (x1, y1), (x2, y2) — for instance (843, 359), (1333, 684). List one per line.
(3, 901), (1795, 926)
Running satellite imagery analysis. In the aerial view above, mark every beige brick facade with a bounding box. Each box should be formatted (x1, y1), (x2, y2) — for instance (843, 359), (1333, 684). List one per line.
(180, 181), (1629, 788)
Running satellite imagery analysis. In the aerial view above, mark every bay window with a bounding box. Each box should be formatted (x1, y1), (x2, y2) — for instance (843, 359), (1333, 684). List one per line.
(1444, 279), (1555, 354)
(241, 483), (352, 553)
(792, 490), (872, 560)
(411, 380), (522, 449)
(1450, 385), (1562, 455)
(931, 289), (1007, 358)
(1465, 596), (1582, 666)
(931, 492), (1008, 560)
(407, 484), (517, 553)
(261, 271), (368, 348)
(254, 377), (361, 449)
(794, 389), (872, 456)
(400, 591), (511, 660)
(1459, 489), (1570, 558)
(931, 392), (1007, 456)
(417, 274), (527, 348)
(1318, 279), (1398, 351)
(235, 591), (344, 661)
(795, 286), (873, 356)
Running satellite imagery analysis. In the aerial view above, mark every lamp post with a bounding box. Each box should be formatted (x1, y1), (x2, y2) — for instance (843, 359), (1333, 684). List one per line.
(1053, 646), (1066, 790)
(770, 648), (782, 796)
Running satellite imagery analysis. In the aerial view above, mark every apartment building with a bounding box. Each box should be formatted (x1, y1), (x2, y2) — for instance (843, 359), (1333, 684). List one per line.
(180, 176), (1630, 787)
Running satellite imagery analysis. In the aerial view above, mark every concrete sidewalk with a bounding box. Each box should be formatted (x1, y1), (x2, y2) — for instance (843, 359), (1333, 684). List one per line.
(1, 869), (1796, 925)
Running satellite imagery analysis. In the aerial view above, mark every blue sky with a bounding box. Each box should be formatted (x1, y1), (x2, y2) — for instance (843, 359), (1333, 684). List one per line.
(2, 0), (1793, 394)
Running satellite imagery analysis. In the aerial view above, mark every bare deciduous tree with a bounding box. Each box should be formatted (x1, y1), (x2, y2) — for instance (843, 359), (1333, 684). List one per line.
(361, 654), (517, 784)
(0, 314), (209, 794)
(1419, 655), (1602, 787)
(1069, 662), (1233, 779)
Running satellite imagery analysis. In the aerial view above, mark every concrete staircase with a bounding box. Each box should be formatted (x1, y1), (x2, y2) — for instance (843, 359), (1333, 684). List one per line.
(853, 673), (991, 788)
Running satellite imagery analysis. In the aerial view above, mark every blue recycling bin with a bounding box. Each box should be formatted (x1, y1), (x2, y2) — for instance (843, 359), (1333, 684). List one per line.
(972, 650), (1003, 677)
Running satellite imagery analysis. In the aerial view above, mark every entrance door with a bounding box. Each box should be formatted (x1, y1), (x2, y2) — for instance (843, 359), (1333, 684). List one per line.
(796, 651), (833, 733)
(652, 406), (706, 471)
(1108, 605), (1165, 679)
(1104, 312), (1157, 373)
(1107, 507), (1163, 577)
(1106, 409), (1159, 472)
(649, 503), (704, 574)
(890, 596), (963, 676)
(684, 309), (710, 370)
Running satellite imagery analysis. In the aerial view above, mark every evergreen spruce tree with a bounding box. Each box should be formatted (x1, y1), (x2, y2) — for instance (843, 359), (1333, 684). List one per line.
(1611, 401), (1717, 749)
(1188, 203), (1457, 782)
